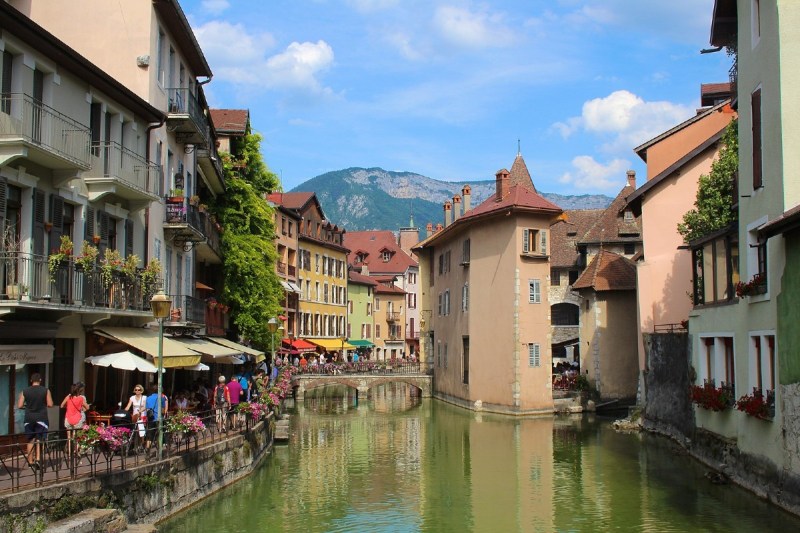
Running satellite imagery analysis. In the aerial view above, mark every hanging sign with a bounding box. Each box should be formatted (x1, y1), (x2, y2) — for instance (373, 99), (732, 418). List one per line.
(0, 345), (54, 365)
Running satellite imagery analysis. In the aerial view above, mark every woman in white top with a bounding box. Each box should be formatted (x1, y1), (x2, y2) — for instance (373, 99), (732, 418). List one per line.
(124, 384), (147, 438)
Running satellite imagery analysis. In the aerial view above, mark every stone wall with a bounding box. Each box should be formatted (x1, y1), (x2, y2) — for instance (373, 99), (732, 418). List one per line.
(641, 332), (693, 440)
(0, 417), (273, 531)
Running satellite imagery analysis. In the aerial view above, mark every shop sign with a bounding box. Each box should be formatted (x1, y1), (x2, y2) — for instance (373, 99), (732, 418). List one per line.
(0, 345), (54, 365)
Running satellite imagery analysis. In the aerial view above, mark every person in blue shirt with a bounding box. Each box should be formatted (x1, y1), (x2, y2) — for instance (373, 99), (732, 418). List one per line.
(145, 385), (168, 452)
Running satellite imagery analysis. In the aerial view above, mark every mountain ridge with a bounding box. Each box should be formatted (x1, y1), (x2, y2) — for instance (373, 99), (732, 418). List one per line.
(289, 167), (613, 232)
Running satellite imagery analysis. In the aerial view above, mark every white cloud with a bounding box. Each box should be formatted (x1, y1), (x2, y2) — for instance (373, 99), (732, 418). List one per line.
(264, 41), (335, 93)
(201, 0), (230, 15)
(385, 31), (423, 61)
(554, 90), (695, 152)
(194, 20), (276, 69)
(346, 0), (400, 13)
(559, 156), (630, 190)
(434, 6), (513, 48)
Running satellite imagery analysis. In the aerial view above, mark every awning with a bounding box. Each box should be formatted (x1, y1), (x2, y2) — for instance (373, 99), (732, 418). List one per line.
(85, 351), (160, 373)
(195, 281), (215, 291)
(282, 338), (317, 352)
(206, 337), (266, 362)
(171, 338), (246, 365)
(287, 282), (301, 293)
(348, 339), (374, 348)
(307, 338), (357, 351)
(280, 281), (301, 293)
(95, 327), (201, 368)
(0, 344), (54, 365)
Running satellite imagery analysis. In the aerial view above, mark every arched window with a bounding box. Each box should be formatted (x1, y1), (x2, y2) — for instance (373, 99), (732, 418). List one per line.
(551, 303), (579, 326)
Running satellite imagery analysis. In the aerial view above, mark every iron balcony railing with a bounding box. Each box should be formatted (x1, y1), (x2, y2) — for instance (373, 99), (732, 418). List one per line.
(386, 311), (401, 322)
(166, 88), (208, 144)
(87, 141), (160, 197)
(0, 93), (91, 168)
(0, 252), (155, 311)
(167, 293), (206, 325)
(164, 202), (222, 258)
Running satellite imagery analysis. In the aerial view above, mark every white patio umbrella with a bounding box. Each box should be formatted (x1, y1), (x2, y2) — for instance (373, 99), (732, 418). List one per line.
(180, 363), (210, 371)
(85, 350), (160, 373)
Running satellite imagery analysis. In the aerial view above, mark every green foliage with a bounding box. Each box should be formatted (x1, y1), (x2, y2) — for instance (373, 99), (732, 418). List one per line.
(217, 130), (281, 347)
(677, 119), (738, 242)
(47, 495), (95, 521)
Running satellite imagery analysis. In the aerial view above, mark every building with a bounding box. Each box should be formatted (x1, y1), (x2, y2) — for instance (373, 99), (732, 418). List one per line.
(210, 108), (248, 154)
(373, 280), (407, 360)
(627, 92), (736, 399)
(344, 229), (420, 357)
(683, 0), (800, 502)
(347, 269), (377, 355)
(413, 153), (562, 414)
(269, 192), (351, 355)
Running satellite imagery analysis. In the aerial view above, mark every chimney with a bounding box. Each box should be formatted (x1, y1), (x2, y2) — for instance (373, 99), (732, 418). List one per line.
(626, 170), (636, 189)
(426, 222), (433, 238)
(496, 169), (510, 201)
(462, 185), (471, 213)
(444, 200), (452, 227)
(452, 194), (462, 221)
(435, 223), (443, 233)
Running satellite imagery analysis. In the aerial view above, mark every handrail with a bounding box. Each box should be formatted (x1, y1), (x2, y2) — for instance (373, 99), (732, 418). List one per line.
(87, 141), (160, 196)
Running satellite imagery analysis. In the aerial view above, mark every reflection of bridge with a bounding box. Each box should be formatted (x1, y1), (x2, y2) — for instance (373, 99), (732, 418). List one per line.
(291, 364), (432, 400)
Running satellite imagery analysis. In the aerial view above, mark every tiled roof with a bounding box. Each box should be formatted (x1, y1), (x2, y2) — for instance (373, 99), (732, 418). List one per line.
(375, 283), (406, 295)
(463, 184), (562, 220)
(572, 249), (637, 292)
(268, 191), (317, 211)
(210, 109), (249, 135)
(580, 182), (641, 244)
(701, 82), (732, 97)
(549, 209), (603, 268)
(509, 153), (537, 192)
(348, 270), (378, 286)
(344, 231), (417, 273)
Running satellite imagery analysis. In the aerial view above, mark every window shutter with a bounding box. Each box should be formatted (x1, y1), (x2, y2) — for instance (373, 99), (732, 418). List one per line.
(0, 177), (7, 236)
(1, 51), (12, 114)
(84, 206), (95, 241)
(523, 229), (530, 253)
(32, 188), (46, 255)
(98, 211), (110, 254)
(49, 194), (65, 252)
(752, 89), (763, 189)
(540, 230), (547, 254)
(125, 219), (134, 257)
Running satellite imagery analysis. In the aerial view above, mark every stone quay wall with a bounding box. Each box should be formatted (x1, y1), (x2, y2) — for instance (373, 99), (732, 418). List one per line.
(0, 416), (274, 531)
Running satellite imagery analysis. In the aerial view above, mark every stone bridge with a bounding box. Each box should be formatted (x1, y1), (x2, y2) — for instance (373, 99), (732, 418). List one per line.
(291, 372), (432, 400)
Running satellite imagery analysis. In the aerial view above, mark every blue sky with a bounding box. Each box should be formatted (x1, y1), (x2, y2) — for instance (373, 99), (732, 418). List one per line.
(183, 0), (732, 195)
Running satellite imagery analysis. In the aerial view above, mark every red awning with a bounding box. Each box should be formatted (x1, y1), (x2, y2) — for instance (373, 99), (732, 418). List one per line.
(282, 338), (317, 352)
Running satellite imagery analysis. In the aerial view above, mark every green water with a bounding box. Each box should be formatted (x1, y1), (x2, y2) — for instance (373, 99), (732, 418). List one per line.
(160, 384), (800, 532)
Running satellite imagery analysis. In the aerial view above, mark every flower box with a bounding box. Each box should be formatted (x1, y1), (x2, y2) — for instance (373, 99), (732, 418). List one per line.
(736, 388), (775, 420)
(690, 380), (735, 412)
(735, 273), (767, 298)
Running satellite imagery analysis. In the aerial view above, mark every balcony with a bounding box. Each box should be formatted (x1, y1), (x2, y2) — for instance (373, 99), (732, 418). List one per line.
(163, 200), (222, 263)
(166, 294), (206, 328)
(386, 311), (401, 322)
(196, 129), (225, 194)
(0, 252), (153, 313)
(84, 141), (160, 208)
(0, 93), (91, 170)
(166, 88), (208, 145)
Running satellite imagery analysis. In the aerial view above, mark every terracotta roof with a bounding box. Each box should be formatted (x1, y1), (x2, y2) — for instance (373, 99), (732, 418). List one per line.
(375, 283), (406, 295)
(210, 109), (249, 135)
(344, 231), (418, 274)
(348, 270), (378, 286)
(572, 249), (637, 292)
(634, 100), (730, 161)
(549, 209), (603, 268)
(580, 182), (641, 244)
(268, 191), (318, 212)
(509, 153), (537, 192)
(463, 184), (561, 220)
(760, 203), (800, 238)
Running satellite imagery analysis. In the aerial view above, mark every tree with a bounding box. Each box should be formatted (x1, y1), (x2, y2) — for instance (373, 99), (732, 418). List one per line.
(216, 130), (282, 347)
(677, 119), (738, 242)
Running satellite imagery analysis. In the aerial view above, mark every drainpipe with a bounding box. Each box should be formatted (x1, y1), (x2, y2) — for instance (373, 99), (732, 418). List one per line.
(144, 117), (166, 264)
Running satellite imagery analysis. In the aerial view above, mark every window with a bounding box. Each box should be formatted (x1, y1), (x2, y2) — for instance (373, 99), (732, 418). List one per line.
(528, 344), (540, 367)
(315, 253), (320, 273)
(528, 279), (541, 304)
(367, 302), (372, 315)
(523, 229), (547, 254)
(700, 336), (735, 392)
(750, 333), (775, 393)
(375, 297), (380, 311)
(444, 343), (448, 369)
(382, 250), (391, 262)
(376, 324), (381, 338)
(752, 88), (762, 189)
(462, 337), (469, 385)
(462, 283), (469, 312)
(568, 270), (579, 285)
(551, 303), (579, 326)
(462, 239), (471, 264)
(407, 293), (416, 308)
(1, 50), (12, 114)
(348, 300), (353, 313)
(691, 232), (739, 305)
(624, 243), (636, 255)
(444, 289), (450, 316)
(752, 0), (761, 43)
(551, 269), (561, 286)
(315, 282), (320, 301)
(624, 210), (634, 221)
(157, 30), (165, 86)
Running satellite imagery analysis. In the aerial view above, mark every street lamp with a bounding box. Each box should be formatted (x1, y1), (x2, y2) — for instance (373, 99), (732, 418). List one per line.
(151, 290), (172, 461)
(267, 317), (279, 365)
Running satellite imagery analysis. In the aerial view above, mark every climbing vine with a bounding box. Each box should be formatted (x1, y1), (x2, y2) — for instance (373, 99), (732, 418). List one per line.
(677, 119), (738, 242)
(215, 130), (282, 347)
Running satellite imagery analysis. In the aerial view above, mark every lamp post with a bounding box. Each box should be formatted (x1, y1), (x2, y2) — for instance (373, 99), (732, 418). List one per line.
(267, 317), (279, 365)
(151, 290), (172, 461)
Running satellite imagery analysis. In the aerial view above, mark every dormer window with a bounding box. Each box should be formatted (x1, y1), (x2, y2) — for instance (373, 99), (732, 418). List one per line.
(624, 210), (634, 221)
(382, 250), (391, 262)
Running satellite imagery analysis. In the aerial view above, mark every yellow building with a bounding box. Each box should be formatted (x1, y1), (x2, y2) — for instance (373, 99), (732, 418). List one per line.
(270, 192), (349, 352)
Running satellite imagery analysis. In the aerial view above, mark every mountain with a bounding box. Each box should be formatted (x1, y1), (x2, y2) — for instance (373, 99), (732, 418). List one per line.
(289, 167), (613, 232)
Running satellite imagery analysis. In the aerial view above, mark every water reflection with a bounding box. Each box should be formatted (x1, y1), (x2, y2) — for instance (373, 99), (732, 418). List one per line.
(161, 389), (800, 533)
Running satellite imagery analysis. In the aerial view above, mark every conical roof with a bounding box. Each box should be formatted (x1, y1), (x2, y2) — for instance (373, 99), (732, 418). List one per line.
(509, 153), (536, 193)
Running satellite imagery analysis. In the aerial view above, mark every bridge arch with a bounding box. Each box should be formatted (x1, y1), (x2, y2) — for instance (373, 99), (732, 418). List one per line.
(292, 373), (432, 400)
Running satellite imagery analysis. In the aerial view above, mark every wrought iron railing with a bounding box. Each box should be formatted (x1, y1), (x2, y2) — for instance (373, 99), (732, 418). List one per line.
(0, 410), (272, 494)
(0, 93), (91, 167)
(0, 252), (154, 311)
(163, 203), (221, 258)
(295, 361), (423, 375)
(167, 294), (206, 324)
(87, 141), (160, 197)
(166, 88), (208, 144)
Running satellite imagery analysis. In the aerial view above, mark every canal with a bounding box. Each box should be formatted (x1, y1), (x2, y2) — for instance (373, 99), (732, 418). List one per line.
(161, 384), (800, 532)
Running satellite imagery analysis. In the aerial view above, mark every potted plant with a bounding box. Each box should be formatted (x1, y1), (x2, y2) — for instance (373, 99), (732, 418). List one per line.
(189, 195), (200, 206)
(19, 285), (29, 301)
(99, 248), (123, 288)
(690, 380), (734, 411)
(75, 241), (99, 272)
(140, 258), (162, 297)
(736, 388), (775, 420)
(735, 273), (767, 297)
(48, 235), (74, 282)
